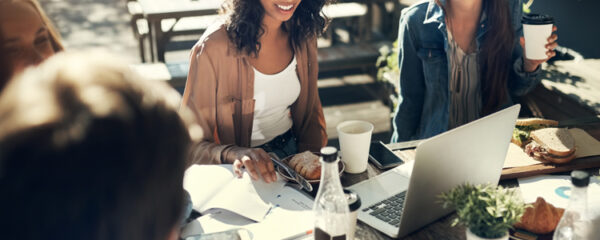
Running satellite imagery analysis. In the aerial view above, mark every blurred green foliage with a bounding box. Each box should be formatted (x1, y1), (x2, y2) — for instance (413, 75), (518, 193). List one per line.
(523, 0), (534, 14)
(376, 40), (400, 109)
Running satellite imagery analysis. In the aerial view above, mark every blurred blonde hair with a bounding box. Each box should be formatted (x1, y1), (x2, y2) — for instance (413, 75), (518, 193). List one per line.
(0, 0), (64, 90)
(0, 0), (64, 51)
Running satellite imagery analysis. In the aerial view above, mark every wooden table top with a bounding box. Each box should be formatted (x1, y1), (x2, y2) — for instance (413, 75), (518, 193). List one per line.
(137, 0), (222, 19)
(345, 122), (599, 239)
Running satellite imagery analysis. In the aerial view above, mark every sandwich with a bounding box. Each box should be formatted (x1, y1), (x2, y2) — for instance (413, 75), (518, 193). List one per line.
(511, 118), (558, 147)
(524, 127), (576, 164)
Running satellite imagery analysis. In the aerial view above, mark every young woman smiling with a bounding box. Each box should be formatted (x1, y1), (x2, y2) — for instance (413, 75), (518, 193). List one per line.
(0, 0), (63, 92)
(182, 0), (330, 182)
(391, 0), (558, 142)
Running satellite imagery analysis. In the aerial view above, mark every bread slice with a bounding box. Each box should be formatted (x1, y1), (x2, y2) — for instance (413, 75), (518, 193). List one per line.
(538, 152), (577, 164)
(525, 140), (576, 164)
(512, 118), (559, 147)
(530, 128), (576, 157)
(515, 118), (559, 127)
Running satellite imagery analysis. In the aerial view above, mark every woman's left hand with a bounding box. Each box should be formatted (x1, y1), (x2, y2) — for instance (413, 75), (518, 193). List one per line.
(521, 25), (558, 73)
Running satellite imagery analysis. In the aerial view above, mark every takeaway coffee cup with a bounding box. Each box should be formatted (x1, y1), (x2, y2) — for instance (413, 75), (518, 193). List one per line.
(337, 120), (374, 173)
(344, 189), (361, 240)
(522, 14), (554, 60)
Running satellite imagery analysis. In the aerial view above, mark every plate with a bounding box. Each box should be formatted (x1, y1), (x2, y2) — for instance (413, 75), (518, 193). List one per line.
(276, 152), (345, 184)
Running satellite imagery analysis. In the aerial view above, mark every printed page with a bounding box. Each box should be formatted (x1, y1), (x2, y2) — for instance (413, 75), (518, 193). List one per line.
(518, 174), (600, 237)
(185, 164), (301, 222)
(267, 185), (314, 211)
(180, 209), (254, 239)
(181, 178), (315, 239)
(518, 175), (600, 211)
(245, 184), (315, 239)
(200, 172), (285, 221)
(246, 208), (314, 239)
(184, 165), (237, 210)
(182, 208), (314, 240)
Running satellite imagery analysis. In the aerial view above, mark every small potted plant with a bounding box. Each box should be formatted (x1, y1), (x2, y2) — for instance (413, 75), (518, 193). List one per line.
(440, 183), (527, 240)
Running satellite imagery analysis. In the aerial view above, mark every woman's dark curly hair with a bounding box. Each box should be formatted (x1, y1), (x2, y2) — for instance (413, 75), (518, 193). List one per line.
(221, 0), (330, 56)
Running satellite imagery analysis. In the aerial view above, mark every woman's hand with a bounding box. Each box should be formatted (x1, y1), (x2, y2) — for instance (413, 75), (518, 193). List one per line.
(224, 146), (277, 183)
(521, 25), (558, 73)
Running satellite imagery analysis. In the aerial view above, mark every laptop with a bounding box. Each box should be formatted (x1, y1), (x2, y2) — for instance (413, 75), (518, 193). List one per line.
(347, 104), (520, 238)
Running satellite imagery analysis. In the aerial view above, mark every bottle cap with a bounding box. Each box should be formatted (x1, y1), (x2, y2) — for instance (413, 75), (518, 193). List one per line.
(344, 189), (361, 212)
(320, 146), (338, 163)
(571, 170), (590, 187)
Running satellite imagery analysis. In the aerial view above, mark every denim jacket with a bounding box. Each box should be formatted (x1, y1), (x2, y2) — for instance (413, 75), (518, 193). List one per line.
(391, 0), (541, 142)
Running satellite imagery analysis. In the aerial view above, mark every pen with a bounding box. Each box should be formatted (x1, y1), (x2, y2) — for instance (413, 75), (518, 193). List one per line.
(282, 229), (313, 240)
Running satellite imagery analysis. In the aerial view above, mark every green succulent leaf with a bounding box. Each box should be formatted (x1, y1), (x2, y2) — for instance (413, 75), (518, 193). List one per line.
(439, 183), (526, 238)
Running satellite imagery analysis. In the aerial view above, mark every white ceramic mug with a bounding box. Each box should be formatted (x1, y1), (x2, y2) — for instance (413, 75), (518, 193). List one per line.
(337, 120), (374, 173)
(522, 14), (554, 60)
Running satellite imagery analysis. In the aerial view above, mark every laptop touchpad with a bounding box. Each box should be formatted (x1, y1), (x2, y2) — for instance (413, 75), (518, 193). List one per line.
(349, 171), (409, 205)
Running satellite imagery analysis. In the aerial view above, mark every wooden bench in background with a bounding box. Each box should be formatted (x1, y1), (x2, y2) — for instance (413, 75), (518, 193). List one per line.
(128, 1), (371, 63)
(130, 40), (392, 88)
(318, 41), (391, 73)
(127, 0), (218, 62)
(520, 59), (600, 138)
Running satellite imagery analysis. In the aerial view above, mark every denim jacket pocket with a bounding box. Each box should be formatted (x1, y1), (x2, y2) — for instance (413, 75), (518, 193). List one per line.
(417, 47), (446, 88)
(417, 47), (445, 63)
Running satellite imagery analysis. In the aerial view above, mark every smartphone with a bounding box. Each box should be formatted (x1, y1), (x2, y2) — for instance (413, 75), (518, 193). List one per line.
(368, 141), (404, 169)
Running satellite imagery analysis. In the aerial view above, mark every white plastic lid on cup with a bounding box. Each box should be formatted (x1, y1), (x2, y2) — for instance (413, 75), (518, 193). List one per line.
(522, 14), (554, 60)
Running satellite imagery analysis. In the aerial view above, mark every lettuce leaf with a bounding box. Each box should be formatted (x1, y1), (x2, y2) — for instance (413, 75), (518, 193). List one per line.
(512, 124), (551, 146)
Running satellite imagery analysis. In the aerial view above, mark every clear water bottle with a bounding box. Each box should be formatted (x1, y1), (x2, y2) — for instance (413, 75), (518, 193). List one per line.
(553, 170), (591, 240)
(314, 147), (349, 240)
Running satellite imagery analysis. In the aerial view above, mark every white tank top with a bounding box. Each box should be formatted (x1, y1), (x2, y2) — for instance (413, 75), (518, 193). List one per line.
(251, 56), (300, 147)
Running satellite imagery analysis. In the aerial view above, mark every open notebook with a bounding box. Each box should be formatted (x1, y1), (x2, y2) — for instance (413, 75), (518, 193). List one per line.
(182, 165), (314, 239)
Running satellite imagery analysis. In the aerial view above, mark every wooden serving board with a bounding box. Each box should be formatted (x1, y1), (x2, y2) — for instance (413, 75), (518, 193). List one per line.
(501, 128), (600, 179)
(501, 156), (600, 180)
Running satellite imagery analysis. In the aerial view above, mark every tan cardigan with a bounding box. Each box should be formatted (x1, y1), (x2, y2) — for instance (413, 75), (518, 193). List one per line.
(182, 23), (328, 165)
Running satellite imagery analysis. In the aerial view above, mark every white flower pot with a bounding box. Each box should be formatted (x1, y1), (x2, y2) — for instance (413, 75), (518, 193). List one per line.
(466, 228), (508, 240)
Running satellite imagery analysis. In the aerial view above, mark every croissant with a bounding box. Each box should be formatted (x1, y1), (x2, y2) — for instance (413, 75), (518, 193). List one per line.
(514, 197), (565, 234)
(288, 151), (321, 180)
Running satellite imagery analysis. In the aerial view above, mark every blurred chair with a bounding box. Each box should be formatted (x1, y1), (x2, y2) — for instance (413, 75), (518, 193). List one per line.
(127, 0), (149, 62)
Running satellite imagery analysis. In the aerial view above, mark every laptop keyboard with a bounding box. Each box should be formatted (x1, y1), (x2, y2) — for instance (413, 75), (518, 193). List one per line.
(362, 191), (406, 227)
